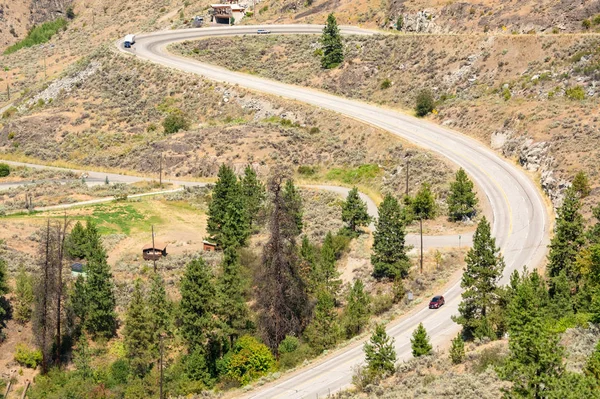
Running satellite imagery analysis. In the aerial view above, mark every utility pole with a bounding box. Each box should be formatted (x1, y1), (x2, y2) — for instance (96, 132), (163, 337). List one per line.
(420, 217), (423, 274)
(405, 160), (409, 198)
(159, 334), (164, 399)
(152, 225), (157, 273)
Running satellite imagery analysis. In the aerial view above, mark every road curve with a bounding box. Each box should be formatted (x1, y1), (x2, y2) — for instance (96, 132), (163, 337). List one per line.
(120, 26), (549, 398)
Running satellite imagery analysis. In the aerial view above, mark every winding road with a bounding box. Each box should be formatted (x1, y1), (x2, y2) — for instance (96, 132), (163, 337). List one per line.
(115, 24), (548, 398)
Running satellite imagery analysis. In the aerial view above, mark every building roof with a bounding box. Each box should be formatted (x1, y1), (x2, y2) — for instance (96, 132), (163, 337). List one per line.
(142, 242), (168, 251)
(124, 34), (135, 42)
(211, 3), (245, 10)
(202, 240), (217, 245)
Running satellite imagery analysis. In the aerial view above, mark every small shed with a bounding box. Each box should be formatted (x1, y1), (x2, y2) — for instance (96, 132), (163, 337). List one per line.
(143, 242), (168, 261)
(203, 240), (217, 252)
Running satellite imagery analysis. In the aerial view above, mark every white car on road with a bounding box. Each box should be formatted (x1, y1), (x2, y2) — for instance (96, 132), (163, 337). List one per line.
(256, 29), (271, 34)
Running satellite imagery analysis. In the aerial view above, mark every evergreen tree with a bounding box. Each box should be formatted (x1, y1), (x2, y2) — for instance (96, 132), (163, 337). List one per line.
(342, 279), (371, 338)
(364, 324), (397, 378)
(410, 322), (432, 357)
(241, 165), (266, 228)
(501, 269), (565, 398)
(549, 270), (574, 319)
(371, 194), (411, 279)
(412, 183), (436, 220)
(453, 217), (505, 339)
(447, 168), (478, 221)
(207, 164), (250, 249)
(449, 334), (465, 364)
(300, 235), (320, 292)
(14, 265), (34, 324)
(84, 242), (117, 339)
(321, 13), (344, 69)
(0, 255), (7, 333)
(572, 171), (591, 198)
(180, 257), (216, 351)
(304, 289), (340, 353)
(148, 272), (172, 353)
(320, 232), (342, 298)
(65, 221), (87, 259)
(341, 187), (371, 233)
(256, 176), (310, 352)
(83, 220), (102, 259)
(217, 248), (250, 347)
(547, 186), (585, 281)
(71, 274), (87, 330)
(282, 179), (303, 238)
(124, 280), (153, 377)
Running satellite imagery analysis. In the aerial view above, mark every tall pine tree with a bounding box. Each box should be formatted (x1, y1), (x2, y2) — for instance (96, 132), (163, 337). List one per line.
(501, 269), (565, 398)
(304, 288), (340, 353)
(447, 168), (478, 222)
(14, 265), (34, 324)
(411, 183), (436, 220)
(207, 164), (250, 249)
(148, 272), (172, 354)
(241, 165), (266, 228)
(217, 248), (250, 348)
(371, 194), (410, 279)
(321, 13), (344, 69)
(84, 240), (117, 339)
(341, 187), (371, 233)
(342, 279), (371, 338)
(180, 257), (216, 352)
(547, 186), (585, 281)
(282, 179), (303, 238)
(320, 232), (342, 298)
(124, 280), (153, 377)
(453, 216), (505, 339)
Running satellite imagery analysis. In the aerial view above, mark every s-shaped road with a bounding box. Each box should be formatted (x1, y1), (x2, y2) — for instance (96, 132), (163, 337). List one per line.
(121, 25), (550, 398)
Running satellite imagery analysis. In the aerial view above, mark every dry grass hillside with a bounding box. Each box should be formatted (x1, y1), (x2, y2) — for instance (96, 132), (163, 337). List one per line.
(174, 33), (600, 212)
(0, 47), (455, 201)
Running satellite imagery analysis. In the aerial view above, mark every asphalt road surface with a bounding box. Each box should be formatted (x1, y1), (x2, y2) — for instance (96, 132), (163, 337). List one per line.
(118, 25), (546, 397)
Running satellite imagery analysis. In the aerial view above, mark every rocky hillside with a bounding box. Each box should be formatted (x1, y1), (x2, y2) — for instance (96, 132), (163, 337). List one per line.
(247, 0), (600, 33)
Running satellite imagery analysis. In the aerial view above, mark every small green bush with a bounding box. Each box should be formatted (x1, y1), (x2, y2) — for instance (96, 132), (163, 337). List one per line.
(371, 293), (394, 315)
(414, 89), (435, 117)
(472, 346), (506, 373)
(162, 109), (190, 134)
(2, 106), (17, 119)
(279, 343), (313, 370)
(380, 79), (392, 89)
(223, 336), (275, 385)
(325, 164), (382, 184)
(278, 335), (300, 354)
(582, 19), (591, 29)
(14, 344), (43, 368)
(396, 15), (403, 30)
(593, 15), (600, 25)
(66, 6), (75, 19)
(110, 359), (130, 384)
(0, 163), (10, 178)
(565, 85), (586, 100)
(502, 87), (511, 101)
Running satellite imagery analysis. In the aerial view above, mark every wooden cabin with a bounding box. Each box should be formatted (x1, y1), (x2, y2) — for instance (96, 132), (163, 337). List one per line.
(142, 242), (168, 261)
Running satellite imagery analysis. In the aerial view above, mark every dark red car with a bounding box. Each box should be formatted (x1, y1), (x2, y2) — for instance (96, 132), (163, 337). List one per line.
(429, 295), (445, 309)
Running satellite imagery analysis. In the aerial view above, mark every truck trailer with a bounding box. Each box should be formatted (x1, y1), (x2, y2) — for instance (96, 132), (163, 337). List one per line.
(124, 34), (136, 48)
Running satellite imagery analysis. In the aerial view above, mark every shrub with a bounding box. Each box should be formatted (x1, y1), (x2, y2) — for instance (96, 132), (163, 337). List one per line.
(2, 106), (17, 119)
(0, 163), (10, 178)
(245, 11), (253, 17)
(582, 19), (591, 29)
(572, 171), (591, 198)
(415, 89), (434, 117)
(502, 87), (511, 101)
(450, 334), (465, 364)
(66, 6), (75, 19)
(14, 344), (43, 368)
(279, 343), (313, 369)
(110, 359), (130, 384)
(565, 85), (586, 100)
(472, 345), (506, 373)
(278, 335), (300, 354)
(594, 15), (600, 25)
(380, 78), (392, 89)
(224, 335), (275, 385)
(396, 15), (403, 30)
(4, 18), (68, 54)
(162, 109), (190, 134)
(371, 292), (394, 315)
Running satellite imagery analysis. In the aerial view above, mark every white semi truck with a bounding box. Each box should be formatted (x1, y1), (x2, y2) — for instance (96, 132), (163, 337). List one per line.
(123, 34), (136, 48)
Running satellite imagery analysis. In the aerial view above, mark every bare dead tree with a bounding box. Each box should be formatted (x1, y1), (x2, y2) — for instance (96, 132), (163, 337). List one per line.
(34, 220), (57, 374)
(255, 174), (311, 353)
